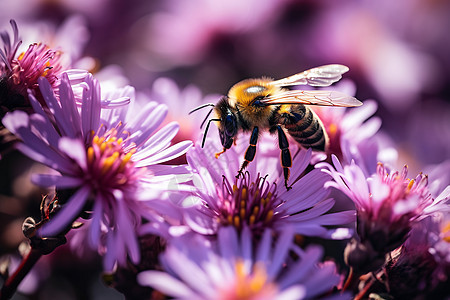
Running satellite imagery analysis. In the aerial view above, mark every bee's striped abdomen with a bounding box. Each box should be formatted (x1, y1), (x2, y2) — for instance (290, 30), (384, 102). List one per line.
(278, 105), (328, 151)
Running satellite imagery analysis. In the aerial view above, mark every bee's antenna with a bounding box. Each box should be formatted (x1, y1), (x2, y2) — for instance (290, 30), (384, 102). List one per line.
(202, 118), (220, 148)
(200, 107), (214, 129)
(189, 103), (215, 115)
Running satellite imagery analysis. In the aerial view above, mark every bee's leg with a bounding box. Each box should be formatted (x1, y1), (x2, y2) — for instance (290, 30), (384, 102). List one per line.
(215, 138), (234, 158)
(276, 125), (292, 190)
(237, 126), (259, 178)
(215, 148), (227, 159)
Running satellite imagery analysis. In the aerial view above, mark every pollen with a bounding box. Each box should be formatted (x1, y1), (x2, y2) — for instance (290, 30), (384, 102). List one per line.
(17, 52), (25, 60)
(225, 260), (277, 300)
(85, 128), (137, 190)
(41, 61), (51, 76)
(442, 221), (450, 243)
(406, 179), (415, 192)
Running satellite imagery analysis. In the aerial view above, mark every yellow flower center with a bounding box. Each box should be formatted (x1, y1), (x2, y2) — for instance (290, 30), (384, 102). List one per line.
(222, 181), (276, 232)
(85, 130), (138, 189)
(442, 221), (450, 243)
(219, 260), (278, 300)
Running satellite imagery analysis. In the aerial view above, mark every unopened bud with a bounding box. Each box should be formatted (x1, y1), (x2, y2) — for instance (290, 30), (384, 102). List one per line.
(344, 238), (386, 274)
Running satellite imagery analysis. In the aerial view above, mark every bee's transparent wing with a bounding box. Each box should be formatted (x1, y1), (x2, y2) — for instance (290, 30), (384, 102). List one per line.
(271, 64), (350, 87)
(261, 90), (362, 107)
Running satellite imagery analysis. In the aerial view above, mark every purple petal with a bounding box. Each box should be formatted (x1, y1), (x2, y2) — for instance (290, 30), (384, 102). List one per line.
(38, 77), (76, 138)
(3, 112), (72, 172)
(278, 246), (323, 289)
(115, 190), (140, 265)
(287, 198), (336, 222)
(311, 210), (356, 225)
(256, 229), (272, 262)
(32, 174), (82, 188)
(137, 271), (195, 298)
(289, 148), (312, 181)
(291, 225), (328, 237)
(40, 185), (90, 236)
(81, 73), (101, 138)
(89, 197), (103, 248)
(58, 73), (82, 138)
(283, 187), (329, 214)
(128, 104), (168, 147)
(303, 265), (340, 298)
(58, 137), (87, 170)
(268, 227), (294, 279)
(28, 114), (60, 148)
(163, 247), (214, 296)
(104, 231), (118, 271)
(135, 141), (193, 166)
(239, 226), (253, 265)
(184, 206), (217, 235)
(135, 122), (180, 158)
(218, 226), (239, 260)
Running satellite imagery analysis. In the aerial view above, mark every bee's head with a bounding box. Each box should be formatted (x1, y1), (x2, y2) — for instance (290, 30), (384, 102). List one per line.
(218, 112), (237, 149)
(215, 97), (237, 149)
(189, 96), (237, 149)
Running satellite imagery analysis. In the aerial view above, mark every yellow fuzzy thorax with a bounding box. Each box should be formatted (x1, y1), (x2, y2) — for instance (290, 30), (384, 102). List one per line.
(227, 77), (282, 127)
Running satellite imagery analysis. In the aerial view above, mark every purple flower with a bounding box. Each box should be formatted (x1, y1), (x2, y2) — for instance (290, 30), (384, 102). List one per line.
(178, 136), (354, 239)
(2, 73), (193, 270)
(322, 156), (450, 272)
(138, 226), (348, 300)
(1, 20), (65, 107)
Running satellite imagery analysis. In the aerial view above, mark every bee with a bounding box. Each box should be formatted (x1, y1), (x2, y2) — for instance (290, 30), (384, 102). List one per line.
(190, 64), (362, 190)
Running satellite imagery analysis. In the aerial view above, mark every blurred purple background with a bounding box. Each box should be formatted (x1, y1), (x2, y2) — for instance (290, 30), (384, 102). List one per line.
(1, 0), (449, 298)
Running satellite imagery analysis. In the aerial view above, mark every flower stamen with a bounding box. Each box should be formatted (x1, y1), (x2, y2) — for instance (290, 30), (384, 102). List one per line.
(218, 174), (281, 233)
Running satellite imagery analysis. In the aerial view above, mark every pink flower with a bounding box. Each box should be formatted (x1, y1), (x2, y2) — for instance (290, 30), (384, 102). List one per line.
(323, 156), (450, 272)
(1, 20), (65, 105)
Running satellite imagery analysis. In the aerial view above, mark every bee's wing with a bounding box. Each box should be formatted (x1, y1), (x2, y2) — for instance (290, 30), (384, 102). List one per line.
(271, 64), (349, 87)
(261, 90), (362, 107)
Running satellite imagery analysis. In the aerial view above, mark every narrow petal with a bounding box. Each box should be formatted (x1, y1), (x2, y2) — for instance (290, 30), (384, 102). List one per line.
(39, 185), (90, 236)
(134, 122), (180, 158)
(137, 271), (196, 299)
(32, 174), (82, 188)
(135, 141), (193, 166)
(59, 137), (87, 170)
(89, 198), (104, 248)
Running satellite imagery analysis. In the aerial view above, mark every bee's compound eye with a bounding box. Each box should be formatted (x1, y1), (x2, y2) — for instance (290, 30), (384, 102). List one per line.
(224, 115), (236, 136)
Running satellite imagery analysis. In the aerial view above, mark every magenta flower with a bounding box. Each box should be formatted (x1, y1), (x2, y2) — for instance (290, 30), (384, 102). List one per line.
(2, 73), (193, 270)
(1, 20), (64, 107)
(322, 156), (450, 272)
(138, 226), (347, 300)
(178, 136), (354, 239)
